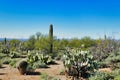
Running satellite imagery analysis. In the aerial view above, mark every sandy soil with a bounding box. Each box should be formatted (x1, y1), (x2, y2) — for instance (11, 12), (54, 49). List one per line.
(0, 60), (112, 80)
(0, 61), (66, 80)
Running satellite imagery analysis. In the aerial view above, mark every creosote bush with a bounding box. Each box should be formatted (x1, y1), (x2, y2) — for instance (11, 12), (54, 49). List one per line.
(89, 69), (120, 80)
(40, 73), (58, 80)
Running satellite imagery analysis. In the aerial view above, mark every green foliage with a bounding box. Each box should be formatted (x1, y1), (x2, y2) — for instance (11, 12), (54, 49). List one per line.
(80, 37), (96, 49)
(40, 73), (58, 80)
(23, 35), (36, 50)
(63, 48), (98, 79)
(59, 68), (65, 75)
(9, 39), (21, 51)
(89, 69), (120, 80)
(90, 38), (117, 62)
(9, 51), (21, 58)
(98, 61), (109, 68)
(9, 59), (18, 68)
(2, 57), (11, 64)
(112, 69), (120, 80)
(0, 52), (7, 59)
(89, 71), (114, 80)
(98, 51), (120, 69)
(36, 32), (42, 40)
(32, 61), (48, 69)
(114, 76), (120, 80)
(35, 35), (49, 50)
(2, 48), (10, 54)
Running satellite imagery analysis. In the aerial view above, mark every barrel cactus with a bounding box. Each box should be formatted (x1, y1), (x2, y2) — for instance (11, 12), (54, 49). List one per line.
(16, 60), (28, 75)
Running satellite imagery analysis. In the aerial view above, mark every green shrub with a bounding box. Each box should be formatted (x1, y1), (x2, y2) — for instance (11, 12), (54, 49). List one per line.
(2, 57), (11, 64)
(59, 68), (65, 75)
(0, 53), (7, 59)
(89, 71), (114, 80)
(26, 61), (48, 72)
(89, 69), (120, 80)
(9, 59), (17, 68)
(40, 73), (58, 80)
(9, 51), (21, 58)
(105, 53), (120, 69)
(33, 61), (48, 68)
(98, 61), (109, 68)
(114, 76), (120, 80)
(2, 48), (10, 54)
(112, 69), (120, 78)
(26, 63), (35, 72)
(40, 73), (50, 80)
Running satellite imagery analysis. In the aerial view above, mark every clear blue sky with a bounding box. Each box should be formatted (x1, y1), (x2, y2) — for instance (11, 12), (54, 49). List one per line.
(0, 0), (120, 39)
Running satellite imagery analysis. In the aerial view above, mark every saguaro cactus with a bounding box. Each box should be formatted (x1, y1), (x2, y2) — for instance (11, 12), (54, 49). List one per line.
(4, 37), (7, 45)
(49, 24), (53, 53)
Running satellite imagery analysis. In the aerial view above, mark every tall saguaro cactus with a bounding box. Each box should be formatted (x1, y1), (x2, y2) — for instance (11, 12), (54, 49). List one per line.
(4, 37), (7, 45)
(49, 24), (53, 53)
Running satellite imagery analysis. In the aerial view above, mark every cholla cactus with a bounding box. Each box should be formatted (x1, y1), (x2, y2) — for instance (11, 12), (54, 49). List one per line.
(63, 48), (98, 79)
(16, 60), (28, 75)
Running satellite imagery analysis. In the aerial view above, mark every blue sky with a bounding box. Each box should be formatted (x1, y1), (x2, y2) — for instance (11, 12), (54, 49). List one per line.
(0, 0), (120, 39)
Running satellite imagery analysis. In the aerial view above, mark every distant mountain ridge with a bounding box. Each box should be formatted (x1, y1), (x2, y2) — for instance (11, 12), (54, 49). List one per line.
(0, 38), (28, 41)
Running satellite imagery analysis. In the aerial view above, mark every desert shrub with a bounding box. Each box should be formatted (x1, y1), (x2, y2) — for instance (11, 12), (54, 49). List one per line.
(89, 71), (114, 80)
(26, 60), (49, 72)
(9, 59), (18, 68)
(89, 69), (120, 80)
(111, 63), (120, 69)
(40, 73), (50, 80)
(54, 50), (65, 61)
(2, 48), (10, 54)
(106, 52), (120, 63)
(89, 38), (119, 62)
(98, 61), (109, 68)
(9, 51), (21, 58)
(59, 68), (65, 75)
(112, 69), (120, 78)
(33, 61), (48, 68)
(0, 53), (7, 59)
(26, 63), (36, 72)
(40, 73), (58, 80)
(2, 57), (11, 64)
(104, 51), (120, 69)
(114, 76), (120, 80)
